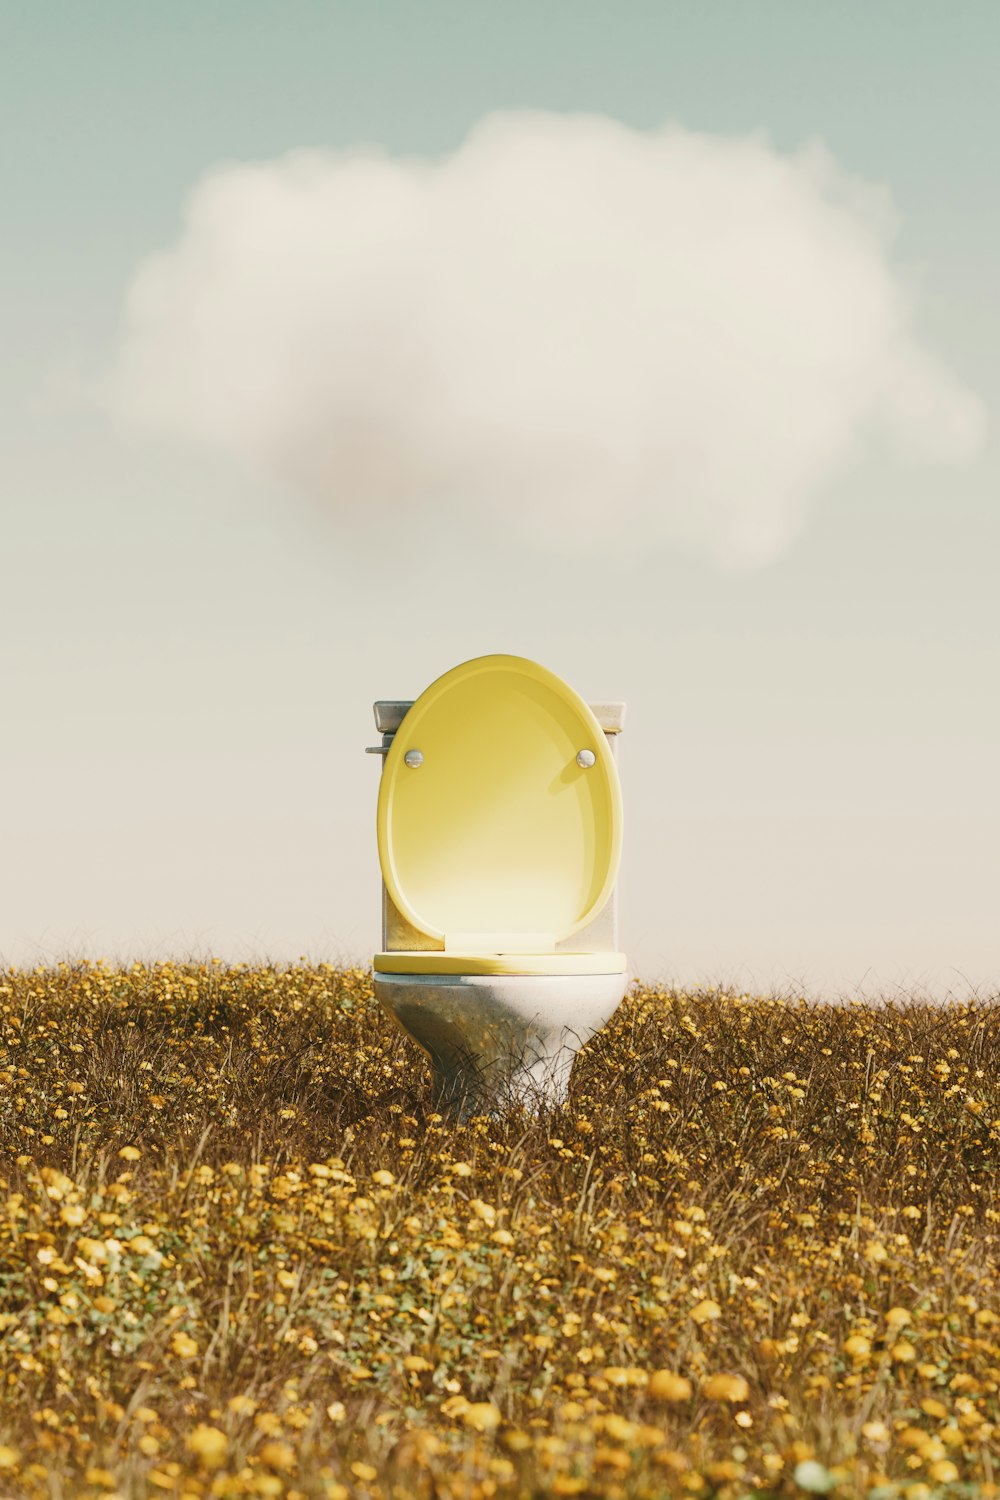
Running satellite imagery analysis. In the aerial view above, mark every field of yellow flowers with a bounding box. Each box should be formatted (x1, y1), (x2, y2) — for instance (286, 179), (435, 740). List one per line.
(1, 962), (999, 1500)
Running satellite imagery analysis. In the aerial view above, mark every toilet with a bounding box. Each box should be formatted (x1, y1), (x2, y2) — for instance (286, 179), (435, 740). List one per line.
(368, 654), (627, 1113)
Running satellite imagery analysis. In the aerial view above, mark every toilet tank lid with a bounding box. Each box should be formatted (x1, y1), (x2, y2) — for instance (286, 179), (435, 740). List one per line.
(373, 699), (625, 733)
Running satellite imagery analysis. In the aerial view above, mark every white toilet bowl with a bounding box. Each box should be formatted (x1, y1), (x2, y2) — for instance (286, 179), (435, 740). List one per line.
(368, 654), (627, 1114)
(374, 971), (628, 1112)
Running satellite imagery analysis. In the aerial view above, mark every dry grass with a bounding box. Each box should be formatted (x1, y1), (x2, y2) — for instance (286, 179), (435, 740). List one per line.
(1, 960), (999, 1500)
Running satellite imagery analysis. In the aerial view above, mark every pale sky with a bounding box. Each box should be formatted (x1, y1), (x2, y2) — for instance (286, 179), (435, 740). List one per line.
(3, 2), (998, 1000)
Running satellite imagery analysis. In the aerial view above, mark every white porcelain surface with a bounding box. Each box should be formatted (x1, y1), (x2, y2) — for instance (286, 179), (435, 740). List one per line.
(373, 971), (628, 1114)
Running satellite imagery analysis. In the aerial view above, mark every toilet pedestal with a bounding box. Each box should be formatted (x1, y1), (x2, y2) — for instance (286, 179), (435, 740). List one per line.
(374, 971), (628, 1116)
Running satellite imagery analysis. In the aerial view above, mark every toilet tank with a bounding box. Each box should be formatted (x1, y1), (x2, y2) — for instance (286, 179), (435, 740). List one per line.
(370, 699), (625, 954)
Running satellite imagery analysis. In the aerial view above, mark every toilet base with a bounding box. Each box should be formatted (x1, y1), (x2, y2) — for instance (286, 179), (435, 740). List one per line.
(373, 970), (628, 1116)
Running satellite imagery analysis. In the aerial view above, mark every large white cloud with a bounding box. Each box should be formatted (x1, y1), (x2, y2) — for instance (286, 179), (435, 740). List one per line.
(104, 111), (985, 568)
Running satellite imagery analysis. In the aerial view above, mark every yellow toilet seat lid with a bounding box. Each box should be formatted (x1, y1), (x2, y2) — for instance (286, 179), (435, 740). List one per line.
(376, 654), (623, 948)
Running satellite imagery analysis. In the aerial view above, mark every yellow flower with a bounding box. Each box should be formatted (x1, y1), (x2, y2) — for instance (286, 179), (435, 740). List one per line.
(186, 1425), (228, 1469)
(462, 1402), (502, 1433)
(84, 1469), (117, 1489)
(920, 1398), (948, 1419)
(702, 1373), (750, 1402)
(690, 1298), (721, 1324)
(258, 1441), (296, 1472)
(602, 1415), (639, 1444)
(706, 1460), (742, 1483)
(599, 1442), (636, 1471)
(557, 1401), (586, 1423)
(372, 1169), (395, 1187)
(648, 1371), (693, 1402)
(170, 1331), (199, 1359)
(40, 1168), (75, 1200)
(926, 1460), (959, 1484)
(118, 1145), (141, 1161)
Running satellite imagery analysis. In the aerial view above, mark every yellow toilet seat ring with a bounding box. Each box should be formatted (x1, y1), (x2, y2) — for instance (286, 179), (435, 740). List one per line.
(374, 951), (628, 977)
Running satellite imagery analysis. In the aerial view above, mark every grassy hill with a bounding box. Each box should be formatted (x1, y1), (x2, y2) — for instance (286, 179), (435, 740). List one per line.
(1, 962), (998, 1500)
